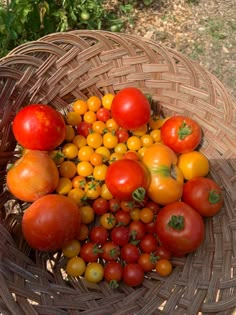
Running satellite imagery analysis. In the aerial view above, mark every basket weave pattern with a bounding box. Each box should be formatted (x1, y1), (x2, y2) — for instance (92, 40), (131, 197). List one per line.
(0, 30), (236, 315)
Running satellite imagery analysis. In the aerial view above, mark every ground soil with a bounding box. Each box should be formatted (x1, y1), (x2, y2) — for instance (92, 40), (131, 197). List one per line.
(111, 0), (236, 98)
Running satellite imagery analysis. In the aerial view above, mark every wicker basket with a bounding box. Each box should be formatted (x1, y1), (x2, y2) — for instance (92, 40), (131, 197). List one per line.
(0, 30), (236, 315)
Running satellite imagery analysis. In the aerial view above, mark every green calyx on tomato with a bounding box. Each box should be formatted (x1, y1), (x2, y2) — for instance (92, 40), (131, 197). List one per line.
(151, 165), (170, 177)
(132, 187), (146, 203)
(209, 190), (222, 204)
(167, 215), (184, 231)
(178, 121), (192, 140)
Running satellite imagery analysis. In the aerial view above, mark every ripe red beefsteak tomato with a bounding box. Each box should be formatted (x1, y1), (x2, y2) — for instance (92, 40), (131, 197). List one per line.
(7, 150), (59, 202)
(12, 104), (66, 151)
(22, 194), (81, 251)
(156, 201), (205, 256)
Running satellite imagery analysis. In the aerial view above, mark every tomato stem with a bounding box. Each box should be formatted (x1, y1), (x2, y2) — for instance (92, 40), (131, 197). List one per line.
(168, 215), (184, 231)
(209, 190), (222, 204)
(178, 121), (192, 140)
(151, 165), (170, 177)
(109, 280), (119, 289)
(132, 187), (146, 203)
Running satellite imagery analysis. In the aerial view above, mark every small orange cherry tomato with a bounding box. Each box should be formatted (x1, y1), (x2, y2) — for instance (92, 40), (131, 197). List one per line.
(155, 259), (172, 277)
(59, 161), (77, 178)
(80, 205), (95, 224)
(83, 110), (97, 124)
(127, 136), (142, 151)
(62, 239), (81, 258)
(87, 95), (102, 112)
(56, 177), (73, 195)
(90, 152), (103, 166)
(87, 132), (103, 149)
(66, 256), (86, 277)
(100, 213), (116, 230)
(73, 99), (88, 115)
(140, 207), (154, 224)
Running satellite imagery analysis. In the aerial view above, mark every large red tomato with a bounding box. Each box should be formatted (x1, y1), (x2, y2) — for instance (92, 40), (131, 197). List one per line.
(156, 201), (205, 256)
(12, 104), (66, 150)
(182, 177), (224, 217)
(160, 115), (202, 154)
(7, 150), (59, 202)
(22, 194), (81, 251)
(111, 87), (151, 130)
(105, 159), (149, 201)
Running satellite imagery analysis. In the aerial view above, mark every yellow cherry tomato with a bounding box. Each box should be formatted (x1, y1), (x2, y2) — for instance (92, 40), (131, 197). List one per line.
(127, 136), (142, 151)
(93, 164), (108, 181)
(78, 146), (94, 161)
(95, 146), (111, 161)
(150, 129), (161, 142)
(109, 152), (123, 163)
(77, 161), (93, 177)
(62, 239), (81, 258)
(80, 205), (95, 224)
(68, 188), (86, 206)
(66, 256), (86, 277)
(92, 120), (106, 134)
(132, 124), (148, 136)
(56, 177), (73, 195)
(87, 95), (102, 112)
(138, 147), (148, 159)
(177, 151), (210, 180)
(72, 175), (86, 189)
(100, 213), (116, 229)
(72, 99), (88, 115)
(114, 143), (127, 155)
(103, 132), (118, 149)
(73, 135), (87, 149)
(59, 161), (77, 178)
(130, 208), (141, 221)
(87, 132), (103, 149)
(106, 118), (119, 132)
(62, 143), (78, 159)
(85, 262), (104, 283)
(85, 180), (102, 200)
(100, 183), (113, 200)
(65, 125), (76, 142)
(102, 93), (114, 110)
(141, 134), (153, 147)
(65, 111), (82, 126)
(83, 110), (97, 124)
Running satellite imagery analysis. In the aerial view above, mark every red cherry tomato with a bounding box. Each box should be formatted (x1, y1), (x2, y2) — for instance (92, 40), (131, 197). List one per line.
(12, 104), (66, 150)
(111, 87), (151, 130)
(123, 263), (144, 287)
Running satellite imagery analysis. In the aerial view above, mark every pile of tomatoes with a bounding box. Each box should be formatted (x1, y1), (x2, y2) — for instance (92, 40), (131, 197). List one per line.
(6, 87), (224, 287)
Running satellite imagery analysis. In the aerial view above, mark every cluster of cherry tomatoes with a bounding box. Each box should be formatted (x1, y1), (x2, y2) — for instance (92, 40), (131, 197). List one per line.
(7, 87), (224, 287)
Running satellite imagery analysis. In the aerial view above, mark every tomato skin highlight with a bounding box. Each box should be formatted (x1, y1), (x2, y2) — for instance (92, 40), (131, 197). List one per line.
(156, 201), (205, 256)
(7, 150), (59, 202)
(111, 87), (151, 130)
(13, 104), (66, 151)
(105, 159), (149, 201)
(182, 177), (224, 217)
(160, 115), (202, 154)
(22, 194), (81, 252)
